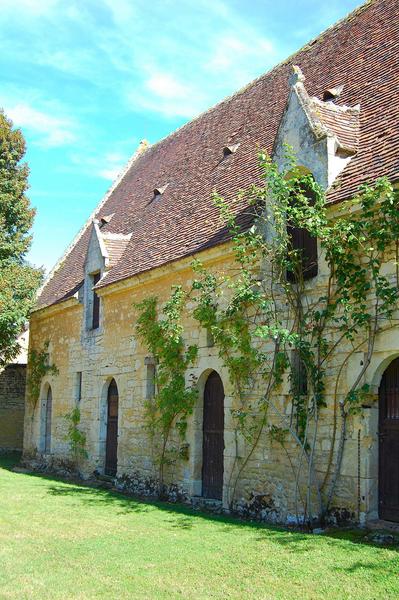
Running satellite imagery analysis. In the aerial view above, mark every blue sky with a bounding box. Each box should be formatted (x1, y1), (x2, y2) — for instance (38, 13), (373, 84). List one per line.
(0, 0), (361, 272)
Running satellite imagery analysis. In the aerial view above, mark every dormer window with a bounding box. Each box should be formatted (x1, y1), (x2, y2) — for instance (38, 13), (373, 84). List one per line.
(322, 84), (344, 102)
(92, 272), (101, 329)
(223, 143), (240, 157)
(153, 183), (169, 197)
(99, 214), (114, 228)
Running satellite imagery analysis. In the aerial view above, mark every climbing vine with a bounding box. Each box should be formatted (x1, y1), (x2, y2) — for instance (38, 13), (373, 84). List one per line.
(64, 407), (87, 466)
(135, 147), (399, 523)
(134, 287), (198, 491)
(27, 341), (58, 410)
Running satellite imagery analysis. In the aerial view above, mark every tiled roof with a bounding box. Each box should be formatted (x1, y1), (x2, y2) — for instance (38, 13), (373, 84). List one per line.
(37, 0), (399, 309)
(102, 232), (132, 268)
(312, 99), (360, 154)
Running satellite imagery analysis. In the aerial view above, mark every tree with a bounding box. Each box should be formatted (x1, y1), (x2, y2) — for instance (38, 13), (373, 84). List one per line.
(0, 109), (42, 365)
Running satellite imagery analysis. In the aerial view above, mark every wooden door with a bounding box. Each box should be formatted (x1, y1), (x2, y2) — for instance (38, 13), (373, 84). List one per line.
(105, 379), (118, 476)
(44, 386), (52, 453)
(202, 371), (224, 500)
(379, 358), (399, 521)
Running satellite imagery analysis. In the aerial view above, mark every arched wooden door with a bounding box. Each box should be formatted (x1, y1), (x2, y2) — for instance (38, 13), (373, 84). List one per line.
(202, 371), (225, 500)
(44, 386), (52, 453)
(105, 379), (119, 476)
(379, 358), (399, 521)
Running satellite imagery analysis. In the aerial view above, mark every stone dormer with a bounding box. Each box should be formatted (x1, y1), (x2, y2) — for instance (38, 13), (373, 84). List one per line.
(273, 65), (360, 189)
(81, 221), (131, 330)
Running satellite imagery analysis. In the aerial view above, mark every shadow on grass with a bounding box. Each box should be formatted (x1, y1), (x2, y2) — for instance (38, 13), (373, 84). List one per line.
(1, 453), (398, 553)
(0, 451), (22, 470)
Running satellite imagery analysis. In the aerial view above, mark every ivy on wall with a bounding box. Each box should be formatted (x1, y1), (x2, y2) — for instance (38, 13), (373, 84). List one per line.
(135, 148), (399, 523)
(64, 407), (87, 466)
(27, 340), (58, 410)
(134, 287), (198, 491)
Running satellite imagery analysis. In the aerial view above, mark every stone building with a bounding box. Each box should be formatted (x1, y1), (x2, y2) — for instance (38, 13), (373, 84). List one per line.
(24, 0), (399, 524)
(1, 330), (28, 452)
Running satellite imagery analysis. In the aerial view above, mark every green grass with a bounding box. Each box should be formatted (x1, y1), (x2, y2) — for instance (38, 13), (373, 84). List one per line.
(0, 455), (398, 600)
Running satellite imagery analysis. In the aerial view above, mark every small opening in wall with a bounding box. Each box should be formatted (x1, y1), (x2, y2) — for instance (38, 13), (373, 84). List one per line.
(75, 371), (82, 404)
(92, 272), (101, 329)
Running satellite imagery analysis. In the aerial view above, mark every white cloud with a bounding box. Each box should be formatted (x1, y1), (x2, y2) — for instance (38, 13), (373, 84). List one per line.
(7, 103), (76, 148)
(0, 0), (59, 16)
(146, 73), (190, 101)
(207, 34), (274, 74)
(0, 0), (280, 122)
(68, 146), (134, 181)
(120, 1), (276, 118)
(131, 72), (205, 118)
(97, 167), (122, 181)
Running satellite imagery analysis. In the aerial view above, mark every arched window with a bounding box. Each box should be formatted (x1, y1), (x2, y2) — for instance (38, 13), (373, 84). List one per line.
(44, 385), (52, 453)
(286, 178), (318, 282)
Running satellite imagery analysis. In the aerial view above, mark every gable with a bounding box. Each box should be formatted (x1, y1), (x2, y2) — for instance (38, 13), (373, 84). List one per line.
(273, 66), (359, 188)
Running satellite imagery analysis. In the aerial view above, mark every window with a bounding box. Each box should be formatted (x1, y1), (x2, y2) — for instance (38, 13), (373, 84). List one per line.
(290, 350), (308, 433)
(286, 180), (318, 282)
(145, 359), (156, 399)
(92, 272), (101, 329)
(290, 350), (308, 398)
(206, 328), (215, 348)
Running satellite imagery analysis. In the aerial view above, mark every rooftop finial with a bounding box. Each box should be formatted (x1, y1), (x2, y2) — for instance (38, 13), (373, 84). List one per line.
(289, 65), (306, 87)
(138, 139), (150, 154)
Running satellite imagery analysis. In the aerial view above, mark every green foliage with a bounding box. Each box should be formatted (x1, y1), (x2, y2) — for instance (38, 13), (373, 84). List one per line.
(64, 407), (87, 463)
(0, 109), (42, 365)
(134, 286), (198, 485)
(27, 341), (58, 409)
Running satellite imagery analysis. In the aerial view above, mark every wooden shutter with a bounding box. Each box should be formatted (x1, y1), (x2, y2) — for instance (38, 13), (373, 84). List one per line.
(287, 182), (318, 282)
(291, 350), (308, 397)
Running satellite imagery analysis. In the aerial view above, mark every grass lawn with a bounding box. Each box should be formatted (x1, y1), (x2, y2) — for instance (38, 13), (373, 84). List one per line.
(0, 454), (398, 600)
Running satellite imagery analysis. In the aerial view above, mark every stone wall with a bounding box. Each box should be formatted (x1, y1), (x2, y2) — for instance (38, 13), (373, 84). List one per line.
(0, 364), (26, 451)
(23, 241), (399, 526)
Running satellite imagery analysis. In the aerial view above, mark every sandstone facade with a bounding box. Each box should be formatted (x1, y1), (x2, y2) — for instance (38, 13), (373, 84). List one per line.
(23, 238), (399, 525)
